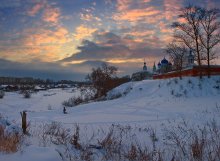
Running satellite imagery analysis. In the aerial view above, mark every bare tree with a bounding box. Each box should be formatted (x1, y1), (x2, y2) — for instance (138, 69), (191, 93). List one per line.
(165, 42), (188, 79)
(199, 8), (220, 78)
(87, 63), (118, 98)
(172, 5), (204, 77)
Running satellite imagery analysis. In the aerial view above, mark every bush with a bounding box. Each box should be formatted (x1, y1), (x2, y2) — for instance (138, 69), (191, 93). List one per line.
(62, 96), (84, 107)
(62, 86), (96, 107)
(23, 90), (31, 98)
(188, 79), (192, 84)
(0, 90), (5, 99)
(167, 80), (171, 86)
(174, 78), (178, 84)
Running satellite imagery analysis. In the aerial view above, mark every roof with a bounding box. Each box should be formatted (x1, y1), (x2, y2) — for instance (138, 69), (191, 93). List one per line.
(161, 58), (168, 64)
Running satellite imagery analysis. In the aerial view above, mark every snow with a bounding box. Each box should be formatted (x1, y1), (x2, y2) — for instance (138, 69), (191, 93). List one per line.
(0, 76), (220, 160)
(0, 146), (60, 161)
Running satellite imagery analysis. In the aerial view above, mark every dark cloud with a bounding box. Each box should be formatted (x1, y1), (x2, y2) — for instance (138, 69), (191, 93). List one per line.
(0, 58), (146, 81)
(1, 57), (140, 81)
(61, 31), (164, 62)
(94, 31), (122, 44)
(0, 59), (86, 81)
(61, 39), (132, 62)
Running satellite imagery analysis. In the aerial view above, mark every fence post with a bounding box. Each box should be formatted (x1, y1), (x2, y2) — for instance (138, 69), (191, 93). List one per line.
(20, 111), (27, 134)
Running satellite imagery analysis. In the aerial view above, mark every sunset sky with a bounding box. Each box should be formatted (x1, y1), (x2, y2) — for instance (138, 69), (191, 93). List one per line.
(0, 0), (220, 80)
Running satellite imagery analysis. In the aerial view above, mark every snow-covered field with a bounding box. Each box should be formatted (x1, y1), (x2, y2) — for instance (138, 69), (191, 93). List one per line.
(1, 76), (220, 161)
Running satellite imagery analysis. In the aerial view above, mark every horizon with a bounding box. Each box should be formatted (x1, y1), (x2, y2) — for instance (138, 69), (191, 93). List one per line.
(1, 0), (220, 81)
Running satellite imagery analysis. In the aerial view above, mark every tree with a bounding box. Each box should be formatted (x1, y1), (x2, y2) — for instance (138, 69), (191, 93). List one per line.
(87, 63), (118, 98)
(171, 5), (220, 78)
(165, 42), (188, 79)
(172, 5), (204, 77)
(199, 8), (220, 78)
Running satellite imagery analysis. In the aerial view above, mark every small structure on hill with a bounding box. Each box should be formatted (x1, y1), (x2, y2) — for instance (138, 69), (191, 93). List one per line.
(131, 60), (153, 81)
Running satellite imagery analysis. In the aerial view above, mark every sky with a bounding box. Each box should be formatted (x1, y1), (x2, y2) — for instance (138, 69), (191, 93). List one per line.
(0, 0), (220, 81)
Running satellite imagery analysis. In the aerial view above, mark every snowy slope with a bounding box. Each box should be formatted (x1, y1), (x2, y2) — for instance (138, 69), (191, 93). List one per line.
(0, 76), (220, 161)
(0, 77), (220, 125)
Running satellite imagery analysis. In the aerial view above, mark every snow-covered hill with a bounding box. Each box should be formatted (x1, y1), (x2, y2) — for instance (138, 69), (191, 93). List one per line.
(0, 76), (220, 161)
(0, 76), (220, 125)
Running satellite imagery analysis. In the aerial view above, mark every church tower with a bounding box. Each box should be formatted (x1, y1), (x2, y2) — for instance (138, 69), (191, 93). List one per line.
(187, 49), (195, 67)
(153, 62), (156, 73)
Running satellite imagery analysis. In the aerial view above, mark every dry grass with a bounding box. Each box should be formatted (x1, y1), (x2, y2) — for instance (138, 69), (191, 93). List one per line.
(33, 119), (220, 161)
(70, 124), (81, 149)
(0, 125), (22, 153)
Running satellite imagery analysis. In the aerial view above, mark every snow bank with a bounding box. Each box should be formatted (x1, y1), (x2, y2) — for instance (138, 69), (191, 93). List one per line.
(0, 115), (22, 135)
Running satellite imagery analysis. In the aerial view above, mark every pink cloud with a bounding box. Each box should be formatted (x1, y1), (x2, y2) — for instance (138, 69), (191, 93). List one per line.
(42, 6), (61, 24)
(113, 6), (161, 22)
(27, 1), (45, 16)
(116, 0), (151, 11)
(163, 0), (183, 21)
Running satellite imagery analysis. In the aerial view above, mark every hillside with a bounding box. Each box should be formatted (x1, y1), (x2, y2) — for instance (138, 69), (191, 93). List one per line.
(0, 76), (220, 161)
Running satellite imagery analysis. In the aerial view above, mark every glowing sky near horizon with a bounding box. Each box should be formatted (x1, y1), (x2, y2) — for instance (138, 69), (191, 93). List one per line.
(0, 0), (220, 80)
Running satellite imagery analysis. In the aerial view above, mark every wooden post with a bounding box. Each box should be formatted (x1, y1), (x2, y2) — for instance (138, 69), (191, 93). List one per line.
(20, 111), (27, 134)
(63, 106), (67, 114)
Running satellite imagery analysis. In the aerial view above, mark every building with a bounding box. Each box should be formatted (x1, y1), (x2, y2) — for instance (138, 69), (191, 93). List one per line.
(172, 49), (195, 70)
(131, 60), (152, 81)
(153, 50), (220, 79)
(153, 62), (157, 73)
(156, 57), (172, 74)
(143, 60), (147, 71)
(155, 50), (196, 74)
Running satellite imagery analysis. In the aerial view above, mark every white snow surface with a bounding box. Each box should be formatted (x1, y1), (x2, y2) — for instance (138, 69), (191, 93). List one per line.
(0, 76), (220, 160)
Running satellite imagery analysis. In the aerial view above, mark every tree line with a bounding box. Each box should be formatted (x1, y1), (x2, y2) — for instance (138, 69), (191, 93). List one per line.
(166, 5), (220, 78)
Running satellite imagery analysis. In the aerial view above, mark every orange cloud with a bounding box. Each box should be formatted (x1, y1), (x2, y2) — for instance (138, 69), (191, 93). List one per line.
(107, 58), (143, 64)
(42, 6), (60, 24)
(26, 27), (71, 60)
(24, 27), (70, 46)
(127, 30), (155, 37)
(0, 26), (74, 62)
(113, 6), (160, 22)
(116, 0), (151, 11)
(163, 0), (182, 21)
(158, 21), (172, 34)
(73, 25), (97, 41)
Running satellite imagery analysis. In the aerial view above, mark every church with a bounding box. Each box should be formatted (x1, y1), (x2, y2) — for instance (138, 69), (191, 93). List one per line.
(131, 49), (197, 81)
(131, 60), (153, 81)
(131, 49), (220, 81)
(153, 50), (220, 79)
(153, 49), (195, 74)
